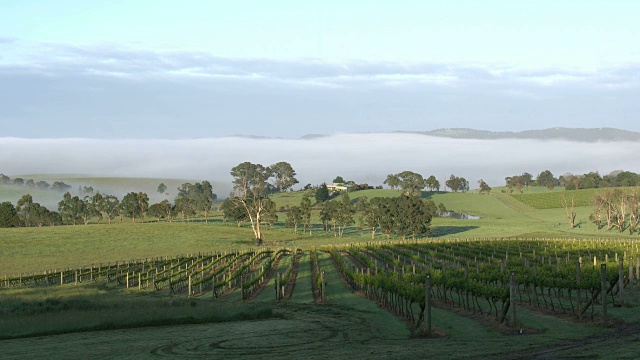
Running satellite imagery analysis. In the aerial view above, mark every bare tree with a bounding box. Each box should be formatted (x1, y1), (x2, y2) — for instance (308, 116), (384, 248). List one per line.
(561, 195), (577, 229)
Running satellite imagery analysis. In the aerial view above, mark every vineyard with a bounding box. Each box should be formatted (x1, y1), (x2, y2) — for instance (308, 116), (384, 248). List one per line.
(510, 188), (601, 209)
(4, 237), (639, 332)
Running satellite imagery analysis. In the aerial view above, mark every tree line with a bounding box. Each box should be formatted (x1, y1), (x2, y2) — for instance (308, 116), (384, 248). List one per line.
(504, 169), (640, 193)
(0, 174), (73, 193)
(0, 181), (218, 228)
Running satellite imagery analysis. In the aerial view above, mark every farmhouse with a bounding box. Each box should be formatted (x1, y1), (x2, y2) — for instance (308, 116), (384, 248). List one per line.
(326, 183), (354, 192)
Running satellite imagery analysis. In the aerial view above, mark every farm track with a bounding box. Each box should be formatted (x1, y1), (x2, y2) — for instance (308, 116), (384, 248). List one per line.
(503, 321), (640, 360)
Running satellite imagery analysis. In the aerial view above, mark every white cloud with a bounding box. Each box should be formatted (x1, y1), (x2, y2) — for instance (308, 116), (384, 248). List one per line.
(2, 40), (640, 138)
(2, 135), (639, 199)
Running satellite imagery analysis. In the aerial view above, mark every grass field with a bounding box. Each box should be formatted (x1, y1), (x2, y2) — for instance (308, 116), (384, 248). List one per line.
(2, 185), (638, 275)
(3, 179), (640, 359)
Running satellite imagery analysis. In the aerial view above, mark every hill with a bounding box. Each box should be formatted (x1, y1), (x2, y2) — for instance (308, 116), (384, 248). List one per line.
(403, 127), (640, 142)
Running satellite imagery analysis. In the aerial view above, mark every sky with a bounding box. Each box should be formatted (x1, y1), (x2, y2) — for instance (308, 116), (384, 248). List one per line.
(1, 0), (639, 138)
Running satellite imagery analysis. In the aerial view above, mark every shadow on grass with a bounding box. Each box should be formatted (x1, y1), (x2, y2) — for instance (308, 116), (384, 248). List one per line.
(430, 225), (479, 237)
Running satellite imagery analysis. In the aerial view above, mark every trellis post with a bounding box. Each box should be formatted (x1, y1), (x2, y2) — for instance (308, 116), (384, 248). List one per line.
(510, 271), (517, 328)
(425, 274), (432, 336)
(601, 264), (607, 326)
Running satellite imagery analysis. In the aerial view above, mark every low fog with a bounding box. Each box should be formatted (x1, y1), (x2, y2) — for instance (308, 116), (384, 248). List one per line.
(2, 134), (639, 198)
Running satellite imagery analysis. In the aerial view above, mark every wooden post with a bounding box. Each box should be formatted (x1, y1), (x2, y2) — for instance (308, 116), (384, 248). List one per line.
(619, 259), (624, 306)
(510, 271), (517, 328)
(188, 275), (192, 298)
(60, 271), (63, 285)
(74, 271), (78, 285)
(601, 264), (607, 326)
(126, 272), (129, 289)
(630, 258), (634, 285)
(576, 261), (582, 321)
(425, 275), (432, 336)
(212, 276), (216, 298)
(138, 273), (141, 290)
(321, 271), (326, 303)
(276, 273), (281, 300)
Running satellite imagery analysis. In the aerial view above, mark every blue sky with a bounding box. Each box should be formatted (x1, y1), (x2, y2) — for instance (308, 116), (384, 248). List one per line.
(1, 0), (639, 138)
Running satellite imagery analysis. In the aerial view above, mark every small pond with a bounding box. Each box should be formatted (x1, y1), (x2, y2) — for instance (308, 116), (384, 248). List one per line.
(438, 211), (480, 220)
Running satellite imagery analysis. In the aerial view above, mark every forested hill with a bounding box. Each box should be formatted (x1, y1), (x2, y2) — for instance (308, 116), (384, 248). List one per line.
(399, 127), (639, 142)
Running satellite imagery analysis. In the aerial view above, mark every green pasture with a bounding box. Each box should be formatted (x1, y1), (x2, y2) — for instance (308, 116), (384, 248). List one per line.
(3, 185), (640, 275)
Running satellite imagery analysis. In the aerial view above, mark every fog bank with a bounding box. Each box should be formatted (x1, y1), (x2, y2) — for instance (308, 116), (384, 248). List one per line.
(2, 134), (638, 195)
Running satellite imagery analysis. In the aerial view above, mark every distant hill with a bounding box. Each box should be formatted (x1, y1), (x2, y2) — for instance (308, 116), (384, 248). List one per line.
(398, 127), (640, 142)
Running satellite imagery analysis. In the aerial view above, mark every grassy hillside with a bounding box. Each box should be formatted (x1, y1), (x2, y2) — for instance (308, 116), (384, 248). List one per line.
(510, 187), (637, 209)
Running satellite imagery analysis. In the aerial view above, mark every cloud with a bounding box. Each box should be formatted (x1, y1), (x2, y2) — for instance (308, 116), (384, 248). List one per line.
(2, 135), (639, 201)
(1, 40), (640, 138)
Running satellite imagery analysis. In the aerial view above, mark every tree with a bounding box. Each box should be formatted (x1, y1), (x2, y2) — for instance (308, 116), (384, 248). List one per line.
(26, 179), (35, 188)
(616, 171), (640, 187)
(561, 195), (577, 229)
(220, 198), (247, 226)
(174, 197), (195, 222)
(139, 192), (149, 222)
(319, 200), (336, 234)
(335, 192), (354, 237)
(52, 181), (72, 192)
(270, 161), (299, 192)
(147, 202), (165, 222)
(159, 199), (175, 223)
(357, 197), (385, 240)
(395, 171), (426, 196)
(384, 174), (400, 190)
(229, 162), (279, 244)
(536, 170), (558, 190)
(35, 180), (50, 190)
(300, 194), (312, 235)
(176, 181), (217, 223)
(0, 201), (18, 227)
(478, 179), (491, 194)
(315, 183), (330, 203)
(121, 192), (144, 223)
(333, 176), (345, 184)
(285, 206), (303, 234)
(101, 195), (120, 224)
(375, 197), (395, 239)
(13, 178), (24, 186)
(393, 195), (433, 240)
(425, 175), (440, 191)
(16, 194), (35, 226)
(505, 173), (534, 193)
(79, 196), (99, 225)
(195, 181), (217, 222)
(25, 202), (52, 227)
(0, 174), (10, 185)
(157, 183), (167, 195)
(57, 192), (83, 225)
(579, 172), (602, 189)
(90, 193), (104, 224)
(446, 175), (468, 193)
